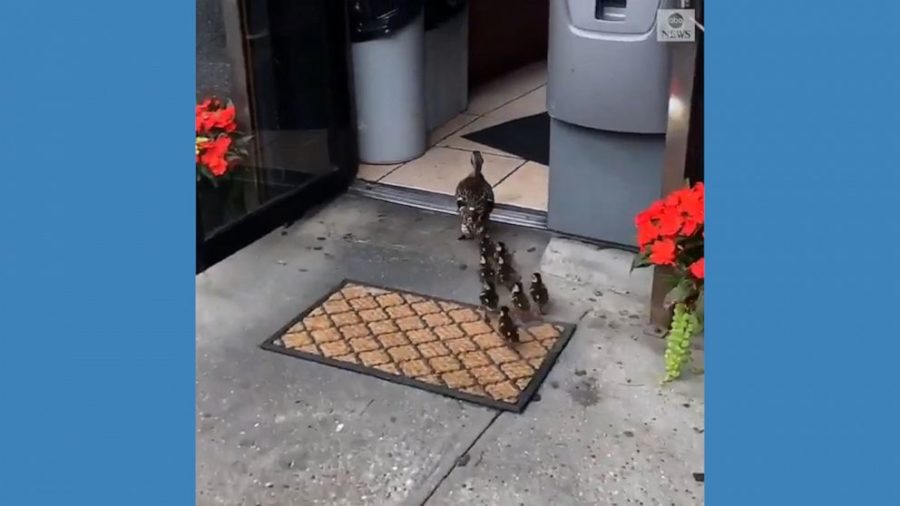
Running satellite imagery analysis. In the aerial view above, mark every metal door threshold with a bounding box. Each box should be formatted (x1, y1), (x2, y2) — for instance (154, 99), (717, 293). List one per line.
(349, 181), (548, 231)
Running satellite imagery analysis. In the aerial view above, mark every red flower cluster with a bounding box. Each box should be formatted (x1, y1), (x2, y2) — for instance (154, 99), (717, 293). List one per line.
(196, 97), (241, 179)
(196, 98), (237, 133)
(688, 257), (704, 280)
(197, 136), (232, 176)
(635, 182), (704, 279)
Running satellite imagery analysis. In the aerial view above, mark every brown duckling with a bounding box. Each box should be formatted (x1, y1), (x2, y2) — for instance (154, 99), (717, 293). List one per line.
(478, 254), (495, 284)
(529, 272), (549, 314)
(496, 255), (516, 290)
(493, 241), (511, 265)
(480, 233), (495, 258)
(479, 281), (499, 322)
(511, 282), (531, 313)
(497, 306), (519, 343)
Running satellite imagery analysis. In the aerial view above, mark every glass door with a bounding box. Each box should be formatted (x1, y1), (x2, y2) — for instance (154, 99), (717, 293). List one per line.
(196, 0), (357, 272)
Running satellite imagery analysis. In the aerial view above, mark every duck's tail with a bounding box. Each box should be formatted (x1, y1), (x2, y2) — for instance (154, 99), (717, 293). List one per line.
(470, 150), (484, 176)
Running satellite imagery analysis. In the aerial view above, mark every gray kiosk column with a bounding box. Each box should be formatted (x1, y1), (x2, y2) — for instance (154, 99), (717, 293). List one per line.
(547, 0), (671, 247)
(424, 0), (469, 131)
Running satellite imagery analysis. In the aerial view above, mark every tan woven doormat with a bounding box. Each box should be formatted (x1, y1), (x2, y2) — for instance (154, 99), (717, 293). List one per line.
(260, 280), (576, 412)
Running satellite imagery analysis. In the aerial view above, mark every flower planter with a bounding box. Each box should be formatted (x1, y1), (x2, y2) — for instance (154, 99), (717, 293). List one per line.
(197, 176), (255, 236)
(196, 96), (255, 237)
(632, 182), (704, 382)
(197, 178), (227, 234)
(650, 265), (676, 329)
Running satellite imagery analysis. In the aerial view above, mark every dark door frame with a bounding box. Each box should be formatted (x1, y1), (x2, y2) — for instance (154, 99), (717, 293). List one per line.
(197, 0), (358, 273)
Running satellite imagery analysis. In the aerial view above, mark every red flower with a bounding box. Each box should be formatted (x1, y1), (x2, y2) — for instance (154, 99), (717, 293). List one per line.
(663, 187), (689, 211)
(680, 189), (704, 225)
(664, 190), (682, 208)
(649, 238), (676, 265)
(635, 200), (665, 226)
(195, 113), (207, 132)
(206, 105), (236, 132)
(681, 218), (701, 236)
(656, 206), (684, 236)
(637, 222), (660, 249)
(692, 182), (704, 197)
(199, 111), (219, 132)
(203, 154), (228, 176)
(196, 99), (236, 133)
(199, 136), (232, 176)
(198, 97), (221, 111)
(688, 258), (704, 280)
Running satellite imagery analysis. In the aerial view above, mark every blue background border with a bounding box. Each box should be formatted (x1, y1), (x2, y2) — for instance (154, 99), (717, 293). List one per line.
(0, 1), (195, 504)
(707, 1), (900, 503)
(1, 0), (899, 504)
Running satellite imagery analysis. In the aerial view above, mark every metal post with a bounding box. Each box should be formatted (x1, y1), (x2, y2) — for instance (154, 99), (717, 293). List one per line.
(222, 0), (252, 135)
(650, 0), (702, 328)
(222, 0), (263, 207)
(197, 195), (206, 273)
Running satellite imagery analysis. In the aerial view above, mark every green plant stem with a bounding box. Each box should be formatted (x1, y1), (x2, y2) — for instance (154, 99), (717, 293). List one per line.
(662, 302), (699, 383)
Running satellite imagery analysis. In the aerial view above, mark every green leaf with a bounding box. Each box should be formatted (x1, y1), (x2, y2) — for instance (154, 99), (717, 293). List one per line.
(694, 287), (704, 324)
(198, 165), (218, 187)
(630, 250), (652, 272)
(665, 271), (685, 289)
(664, 278), (696, 308)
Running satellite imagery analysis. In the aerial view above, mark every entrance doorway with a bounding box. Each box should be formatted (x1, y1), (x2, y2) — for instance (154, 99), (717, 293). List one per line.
(353, 1), (551, 222)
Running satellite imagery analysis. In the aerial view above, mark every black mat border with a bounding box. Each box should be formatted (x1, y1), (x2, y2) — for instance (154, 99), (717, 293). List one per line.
(259, 279), (577, 413)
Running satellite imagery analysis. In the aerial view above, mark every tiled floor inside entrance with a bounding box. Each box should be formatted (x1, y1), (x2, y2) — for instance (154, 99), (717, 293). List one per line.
(357, 62), (549, 212)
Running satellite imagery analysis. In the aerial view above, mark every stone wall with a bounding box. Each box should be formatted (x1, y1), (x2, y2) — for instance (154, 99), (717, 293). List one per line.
(197, 0), (234, 98)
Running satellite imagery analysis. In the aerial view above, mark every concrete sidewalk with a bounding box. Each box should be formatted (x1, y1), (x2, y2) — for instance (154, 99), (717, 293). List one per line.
(196, 194), (704, 506)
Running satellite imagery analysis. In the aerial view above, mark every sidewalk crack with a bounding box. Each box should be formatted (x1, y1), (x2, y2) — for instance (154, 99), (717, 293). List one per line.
(419, 410), (502, 505)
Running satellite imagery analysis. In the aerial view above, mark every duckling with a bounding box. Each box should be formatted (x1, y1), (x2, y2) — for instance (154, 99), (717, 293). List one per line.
(479, 281), (499, 322)
(480, 233), (495, 259)
(529, 273), (549, 314)
(497, 306), (519, 343)
(455, 151), (494, 240)
(496, 255), (516, 290)
(478, 254), (495, 284)
(511, 282), (531, 313)
(493, 241), (511, 265)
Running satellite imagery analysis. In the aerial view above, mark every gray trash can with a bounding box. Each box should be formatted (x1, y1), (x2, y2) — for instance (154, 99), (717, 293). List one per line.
(547, 0), (671, 246)
(424, 0), (468, 131)
(350, 0), (427, 164)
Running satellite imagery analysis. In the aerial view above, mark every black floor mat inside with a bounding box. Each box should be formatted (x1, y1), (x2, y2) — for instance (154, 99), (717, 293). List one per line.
(462, 112), (550, 165)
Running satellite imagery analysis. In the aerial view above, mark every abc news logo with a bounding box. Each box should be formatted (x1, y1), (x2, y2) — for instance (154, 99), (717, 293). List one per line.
(658, 9), (696, 42)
